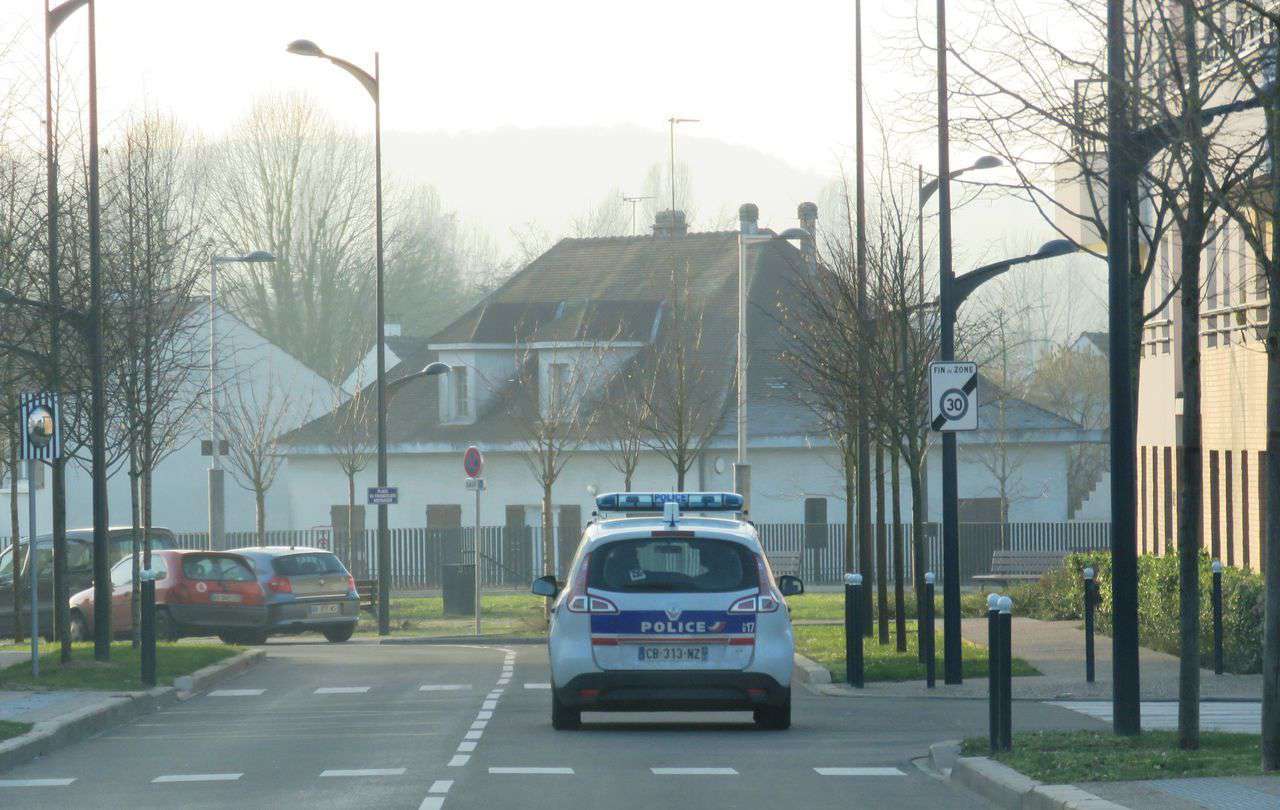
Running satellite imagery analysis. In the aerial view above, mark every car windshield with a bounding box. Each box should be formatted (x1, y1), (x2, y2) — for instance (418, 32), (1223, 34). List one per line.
(586, 537), (758, 593)
(271, 552), (346, 577)
(183, 555), (255, 582)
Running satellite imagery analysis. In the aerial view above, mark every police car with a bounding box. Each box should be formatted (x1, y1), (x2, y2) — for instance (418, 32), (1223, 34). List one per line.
(531, 492), (804, 730)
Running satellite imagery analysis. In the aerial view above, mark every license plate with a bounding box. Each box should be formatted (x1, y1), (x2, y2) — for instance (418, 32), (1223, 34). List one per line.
(636, 645), (709, 662)
(309, 603), (341, 616)
(210, 593), (242, 603)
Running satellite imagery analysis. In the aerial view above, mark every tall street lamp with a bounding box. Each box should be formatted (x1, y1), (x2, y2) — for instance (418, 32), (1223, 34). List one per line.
(667, 117), (698, 214)
(208, 251), (275, 551)
(735, 222), (811, 514)
(287, 39), (391, 635)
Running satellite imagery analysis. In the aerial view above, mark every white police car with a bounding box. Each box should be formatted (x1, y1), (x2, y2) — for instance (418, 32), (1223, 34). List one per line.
(532, 492), (804, 730)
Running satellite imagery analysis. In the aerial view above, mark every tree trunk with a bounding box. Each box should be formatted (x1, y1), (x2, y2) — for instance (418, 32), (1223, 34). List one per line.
(53, 458), (69, 662)
(256, 488), (267, 545)
(129, 449), (141, 649)
(844, 442), (855, 577)
(891, 441), (906, 652)
(909, 453), (926, 663)
(346, 472), (356, 573)
(542, 478), (555, 623)
(875, 443), (888, 644)
(8, 430), (21, 644)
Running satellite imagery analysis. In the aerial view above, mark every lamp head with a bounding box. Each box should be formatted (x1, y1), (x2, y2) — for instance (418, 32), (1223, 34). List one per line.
(972, 155), (1003, 170)
(286, 39), (325, 58)
(1034, 239), (1079, 260)
(241, 250), (276, 263)
(422, 362), (451, 376)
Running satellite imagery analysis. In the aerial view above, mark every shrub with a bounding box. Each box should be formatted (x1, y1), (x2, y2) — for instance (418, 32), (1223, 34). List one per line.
(1009, 551), (1263, 674)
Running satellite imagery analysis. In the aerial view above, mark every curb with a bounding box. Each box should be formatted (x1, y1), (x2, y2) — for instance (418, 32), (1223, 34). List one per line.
(379, 635), (546, 646)
(928, 739), (961, 776)
(0, 647), (265, 774)
(951, 757), (1128, 810)
(792, 652), (832, 685)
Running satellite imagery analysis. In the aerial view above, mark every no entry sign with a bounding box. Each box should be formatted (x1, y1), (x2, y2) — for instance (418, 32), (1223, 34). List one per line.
(463, 445), (484, 478)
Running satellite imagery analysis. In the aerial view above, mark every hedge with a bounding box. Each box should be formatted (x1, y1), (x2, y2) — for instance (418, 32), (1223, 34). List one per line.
(1007, 551), (1264, 674)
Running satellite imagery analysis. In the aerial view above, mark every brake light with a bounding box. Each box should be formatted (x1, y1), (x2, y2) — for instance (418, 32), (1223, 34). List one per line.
(563, 556), (619, 614)
(267, 575), (292, 593)
(347, 574), (357, 593)
(728, 554), (782, 613)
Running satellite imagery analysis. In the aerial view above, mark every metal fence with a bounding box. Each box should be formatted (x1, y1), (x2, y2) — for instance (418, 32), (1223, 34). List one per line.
(166, 520), (1111, 588)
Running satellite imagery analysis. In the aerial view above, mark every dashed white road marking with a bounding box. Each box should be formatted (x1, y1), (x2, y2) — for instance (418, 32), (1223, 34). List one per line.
(470, 720), (488, 730)
(428, 780), (454, 793)
(448, 755), (470, 767)
(814, 767), (906, 776)
(208, 689), (264, 697)
(151, 773), (243, 783)
(419, 799), (445, 810)
(315, 687), (371, 694)
(482, 700), (497, 710)
(457, 741), (478, 752)
(0, 778), (76, 787)
(320, 768), (406, 777)
(477, 710), (493, 720)
(651, 767), (738, 775)
(497, 678), (511, 686)
(523, 683), (551, 689)
(488, 767), (575, 775)
(420, 684), (470, 692)
(464, 729), (483, 740)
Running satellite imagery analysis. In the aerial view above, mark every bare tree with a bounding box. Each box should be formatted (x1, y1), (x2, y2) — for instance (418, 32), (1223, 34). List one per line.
(221, 378), (300, 543)
(1031, 341), (1109, 515)
(327, 367), (372, 566)
(598, 364), (651, 491)
(571, 189), (631, 238)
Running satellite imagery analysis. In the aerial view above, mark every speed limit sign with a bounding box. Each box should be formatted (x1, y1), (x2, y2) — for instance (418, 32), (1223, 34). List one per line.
(930, 362), (978, 432)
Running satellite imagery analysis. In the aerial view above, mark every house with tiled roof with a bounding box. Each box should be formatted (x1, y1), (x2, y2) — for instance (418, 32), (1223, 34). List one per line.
(279, 206), (1102, 568)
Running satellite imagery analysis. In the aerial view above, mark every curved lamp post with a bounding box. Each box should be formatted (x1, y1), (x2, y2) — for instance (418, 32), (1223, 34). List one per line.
(287, 39), (391, 634)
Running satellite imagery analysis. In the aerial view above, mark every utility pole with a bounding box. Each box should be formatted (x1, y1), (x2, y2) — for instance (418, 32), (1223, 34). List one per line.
(854, 0), (873, 633)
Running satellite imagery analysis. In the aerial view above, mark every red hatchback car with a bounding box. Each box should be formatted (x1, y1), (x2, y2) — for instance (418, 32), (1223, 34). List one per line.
(69, 549), (270, 644)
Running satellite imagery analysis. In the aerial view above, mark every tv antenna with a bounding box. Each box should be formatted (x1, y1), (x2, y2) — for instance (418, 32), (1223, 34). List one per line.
(622, 194), (654, 236)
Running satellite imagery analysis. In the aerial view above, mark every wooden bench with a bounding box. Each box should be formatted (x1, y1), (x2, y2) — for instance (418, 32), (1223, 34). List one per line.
(767, 550), (803, 577)
(355, 579), (379, 613)
(972, 550), (1067, 584)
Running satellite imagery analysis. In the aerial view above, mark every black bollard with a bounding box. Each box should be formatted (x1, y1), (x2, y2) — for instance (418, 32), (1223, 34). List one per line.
(924, 572), (936, 689)
(140, 576), (156, 687)
(1212, 560), (1224, 676)
(1083, 567), (1096, 683)
(847, 573), (865, 689)
(987, 593), (1001, 752)
(998, 595), (1013, 751)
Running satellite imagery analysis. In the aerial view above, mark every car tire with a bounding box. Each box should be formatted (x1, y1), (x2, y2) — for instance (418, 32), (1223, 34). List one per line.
(323, 624), (355, 643)
(551, 689), (580, 730)
(155, 608), (179, 642)
(753, 690), (791, 730)
(69, 611), (87, 642)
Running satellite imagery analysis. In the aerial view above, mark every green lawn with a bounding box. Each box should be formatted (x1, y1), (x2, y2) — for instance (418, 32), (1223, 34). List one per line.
(794, 621), (1039, 683)
(356, 593), (549, 637)
(0, 720), (33, 741)
(786, 590), (996, 623)
(0, 642), (241, 691)
(961, 730), (1275, 783)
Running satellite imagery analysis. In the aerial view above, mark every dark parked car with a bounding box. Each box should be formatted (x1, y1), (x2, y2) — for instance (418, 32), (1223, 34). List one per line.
(230, 547), (359, 643)
(69, 549), (267, 643)
(0, 526), (176, 639)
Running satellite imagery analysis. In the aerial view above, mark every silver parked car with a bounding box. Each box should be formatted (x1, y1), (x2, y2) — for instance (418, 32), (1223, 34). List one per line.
(533, 492), (804, 730)
(230, 547), (360, 643)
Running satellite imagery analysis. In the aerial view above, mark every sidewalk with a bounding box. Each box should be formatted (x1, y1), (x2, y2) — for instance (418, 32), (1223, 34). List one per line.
(1080, 775), (1280, 809)
(812, 617), (1261, 701)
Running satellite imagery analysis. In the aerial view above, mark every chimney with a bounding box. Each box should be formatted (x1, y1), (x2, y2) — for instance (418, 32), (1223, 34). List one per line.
(738, 203), (759, 236)
(653, 209), (688, 239)
(797, 202), (818, 267)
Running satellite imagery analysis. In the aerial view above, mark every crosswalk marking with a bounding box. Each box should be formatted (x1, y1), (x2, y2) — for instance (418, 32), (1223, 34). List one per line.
(428, 780), (454, 793)
(651, 767), (738, 775)
(419, 799), (444, 810)
(315, 687), (371, 694)
(523, 683), (551, 689)
(320, 768), (406, 777)
(814, 767), (905, 776)
(0, 778), (76, 787)
(489, 767), (574, 775)
(151, 773), (242, 783)
(420, 684), (470, 691)
(208, 689), (264, 697)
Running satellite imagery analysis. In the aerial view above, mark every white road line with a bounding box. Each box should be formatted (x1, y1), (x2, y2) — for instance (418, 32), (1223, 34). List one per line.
(814, 767), (905, 777)
(208, 689), (264, 697)
(151, 773), (243, 783)
(464, 729), (483, 740)
(477, 710), (493, 720)
(448, 755), (470, 767)
(419, 684), (470, 691)
(315, 687), (371, 694)
(457, 741), (477, 752)
(319, 768), (407, 777)
(419, 799), (444, 810)
(0, 778), (76, 787)
(497, 679), (510, 686)
(429, 780), (454, 793)
(470, 720), (488, 730)
(482, 700), (497, 710)
(523, 683), (551, 689)
(488, 767), (574, 775)
(651, 767), (738, 775)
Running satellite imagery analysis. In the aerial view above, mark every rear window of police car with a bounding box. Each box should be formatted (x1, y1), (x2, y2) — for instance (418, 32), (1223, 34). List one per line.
(587, 537), (757, 593)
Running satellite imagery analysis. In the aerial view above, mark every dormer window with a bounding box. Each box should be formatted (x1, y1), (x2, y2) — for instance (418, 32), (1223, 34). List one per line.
(452, 366), (470, 420)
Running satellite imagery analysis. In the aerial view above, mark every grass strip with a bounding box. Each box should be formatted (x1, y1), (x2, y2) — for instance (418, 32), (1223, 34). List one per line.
(0, 642), (240, 691)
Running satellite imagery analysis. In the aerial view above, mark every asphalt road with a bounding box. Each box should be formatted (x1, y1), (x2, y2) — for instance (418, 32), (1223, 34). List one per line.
(0, 640), (1104, 809)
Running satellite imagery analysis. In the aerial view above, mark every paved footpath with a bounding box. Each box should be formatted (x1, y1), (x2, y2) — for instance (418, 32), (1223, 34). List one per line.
(0, 639), (1107, 809)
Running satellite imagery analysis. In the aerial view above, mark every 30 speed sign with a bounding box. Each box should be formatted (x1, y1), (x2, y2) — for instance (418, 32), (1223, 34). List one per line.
(930, 361), (978, 432)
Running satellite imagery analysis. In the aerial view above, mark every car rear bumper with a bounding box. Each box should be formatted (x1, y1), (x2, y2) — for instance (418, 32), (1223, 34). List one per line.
(555, 670), (787, 711)
(168, 604), (268, 629)
(265, 598), (360, 631)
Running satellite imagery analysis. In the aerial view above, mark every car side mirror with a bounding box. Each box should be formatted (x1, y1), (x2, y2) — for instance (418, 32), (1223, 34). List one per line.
(777, 575), (804, 597)
(531, 574), (559, 598)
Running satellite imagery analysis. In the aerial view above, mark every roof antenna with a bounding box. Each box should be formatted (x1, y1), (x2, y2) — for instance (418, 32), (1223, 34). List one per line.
(663, 501), (680, 527)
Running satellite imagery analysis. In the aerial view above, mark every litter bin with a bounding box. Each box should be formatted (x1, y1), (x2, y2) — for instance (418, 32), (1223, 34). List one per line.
(442, 563), (476, 617)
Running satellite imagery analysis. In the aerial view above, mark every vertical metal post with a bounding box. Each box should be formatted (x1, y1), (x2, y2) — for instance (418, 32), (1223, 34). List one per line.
(373, 52), (391, 637)
(1212, 560), (1224, 675)
(999, 595), (1013, 751)
(208, 257), (223, 552)
(140, 576), (155, 686)
(987, 593), (1000, 751)
(735, 232), (751, 513)
(925, 572), (936, 688)
(854, 0), (873, 636)
(1084, 567), (1096, 683)
(474, 484), (482, 636)
(846, 573), (864, 688)
(27, 460), (39, 678)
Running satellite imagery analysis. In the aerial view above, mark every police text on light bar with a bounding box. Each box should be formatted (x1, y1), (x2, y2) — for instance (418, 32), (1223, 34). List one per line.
(594, 492), (744, 512)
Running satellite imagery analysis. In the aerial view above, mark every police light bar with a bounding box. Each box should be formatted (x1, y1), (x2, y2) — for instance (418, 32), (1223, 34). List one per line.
(594, 492), (744, 512)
